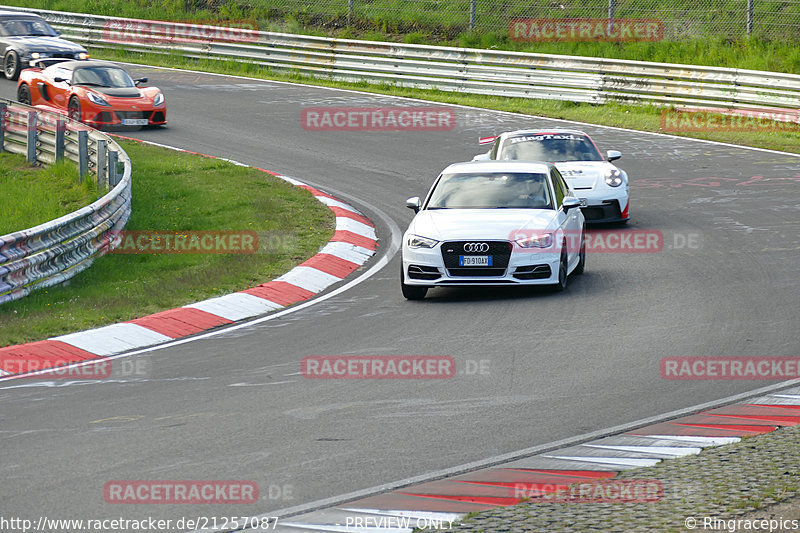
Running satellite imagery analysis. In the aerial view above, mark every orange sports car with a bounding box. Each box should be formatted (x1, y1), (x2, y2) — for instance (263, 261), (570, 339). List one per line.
(17, 59), (166, 128)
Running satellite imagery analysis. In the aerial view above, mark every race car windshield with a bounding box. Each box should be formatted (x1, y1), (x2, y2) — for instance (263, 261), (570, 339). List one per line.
(427, 172), (553, 210)
(499, 134), (603, 162)
(0, 19), (58, 37)
(72, 67), (136, 88)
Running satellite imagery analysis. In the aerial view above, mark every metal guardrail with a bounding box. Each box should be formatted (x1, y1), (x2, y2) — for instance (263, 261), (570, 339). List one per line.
(7, 6), (800, 114)
(0, 100), (131, 305)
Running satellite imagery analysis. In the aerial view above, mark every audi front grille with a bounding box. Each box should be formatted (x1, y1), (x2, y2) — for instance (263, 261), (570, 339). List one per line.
(440, 241), (511, 277)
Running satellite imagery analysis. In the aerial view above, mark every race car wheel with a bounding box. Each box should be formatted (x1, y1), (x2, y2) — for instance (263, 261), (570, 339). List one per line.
(574, 229), (586, 275)
(4, 51), (21, 80)
(551, 246), (568, 292)
(68, 97), (82, 123)
(401, 261), (428, 300)
(17, 83), (31, 105)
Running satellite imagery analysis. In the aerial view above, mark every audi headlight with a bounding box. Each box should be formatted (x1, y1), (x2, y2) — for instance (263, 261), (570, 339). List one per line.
(516, 233), (553, 248)
(77, 52), (90, 60)
(605, 168), (624, 187)
(153, 92), (165, 107)
(407, 235), (439, 249)
(87, 92), (110, 107)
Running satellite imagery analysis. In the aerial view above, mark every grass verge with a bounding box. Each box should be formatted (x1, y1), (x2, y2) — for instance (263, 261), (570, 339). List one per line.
(97, 47), (800, 155)
(0, 140), (334, 347)
(0, 153), (99, 236)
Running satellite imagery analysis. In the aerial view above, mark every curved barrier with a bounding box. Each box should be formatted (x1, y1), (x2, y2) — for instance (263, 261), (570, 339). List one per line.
(5, 6), (800, 114)
(0, 100), (131, 305)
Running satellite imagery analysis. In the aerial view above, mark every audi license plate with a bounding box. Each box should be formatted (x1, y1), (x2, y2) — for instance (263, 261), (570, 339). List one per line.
(459, 255), (492, 267)
(122, 118), (149, 126)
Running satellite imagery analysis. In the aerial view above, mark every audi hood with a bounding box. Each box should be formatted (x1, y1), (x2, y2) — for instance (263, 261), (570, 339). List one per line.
(407, 208), (559, 241)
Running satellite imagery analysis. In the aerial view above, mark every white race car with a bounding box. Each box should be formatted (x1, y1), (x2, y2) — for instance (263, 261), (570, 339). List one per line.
(401, 160), (585, 300)
(474, 129), (629, 223)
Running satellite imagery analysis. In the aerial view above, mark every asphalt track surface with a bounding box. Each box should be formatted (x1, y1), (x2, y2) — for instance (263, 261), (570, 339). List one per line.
(1, 66), (799, 527)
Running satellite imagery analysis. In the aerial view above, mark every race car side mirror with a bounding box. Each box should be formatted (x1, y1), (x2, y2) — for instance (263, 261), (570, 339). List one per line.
(607, 150), (622, 162)
(406, 197), (421, 213)
(562, 197), (582, 211)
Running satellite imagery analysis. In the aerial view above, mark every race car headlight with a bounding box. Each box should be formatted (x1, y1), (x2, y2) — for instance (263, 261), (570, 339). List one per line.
(86, 92), (110, 107)
(605, 169), (624, 187)
(153, 92), (165, 107)
(77, 52), (90, 60)
(30, 52), (42, 59)
(407, 235), (439, 249)
(516, 233), (553, 248)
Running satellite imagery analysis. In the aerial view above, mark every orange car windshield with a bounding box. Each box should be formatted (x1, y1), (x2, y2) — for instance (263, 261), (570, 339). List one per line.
(72, 67), (135, 88)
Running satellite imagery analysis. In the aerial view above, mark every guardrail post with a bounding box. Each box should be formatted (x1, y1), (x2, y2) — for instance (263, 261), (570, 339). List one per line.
(26, 111), (37, 163)
(96, 138), (108, 189)
(55, 119), (66, 161)
(108, 150), (119, 187)
(608, 0), (616, 20)
(347, 0), (353, 25)
(78, 130), (89, 181)
(747, 0), (754, 36)
(0, 103), (5, 153)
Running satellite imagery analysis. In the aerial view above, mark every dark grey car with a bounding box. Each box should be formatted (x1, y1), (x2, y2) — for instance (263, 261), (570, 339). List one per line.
(0, 10), (88, 80)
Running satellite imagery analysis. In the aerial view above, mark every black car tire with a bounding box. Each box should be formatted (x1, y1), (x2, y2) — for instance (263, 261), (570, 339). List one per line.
(17, 83), (31, 105)
(4, 50), (21, 80)
(574, 230), (586, 275)
(551, 246), (569, 292)
(68, 97), (82, 123)
(400, 261), (428, 300)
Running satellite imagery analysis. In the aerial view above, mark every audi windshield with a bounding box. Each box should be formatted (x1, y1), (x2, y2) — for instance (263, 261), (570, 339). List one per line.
(499, 133), (603, 162)
(426, 172), (553, 210)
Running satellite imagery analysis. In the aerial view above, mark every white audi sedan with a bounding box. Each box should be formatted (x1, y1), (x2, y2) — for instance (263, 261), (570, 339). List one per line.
(474, 129), (629, 223)
(401, 161), (585, 300)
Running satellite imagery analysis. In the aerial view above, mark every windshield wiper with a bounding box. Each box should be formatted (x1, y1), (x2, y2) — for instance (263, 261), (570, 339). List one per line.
(74, 82), (106, 87)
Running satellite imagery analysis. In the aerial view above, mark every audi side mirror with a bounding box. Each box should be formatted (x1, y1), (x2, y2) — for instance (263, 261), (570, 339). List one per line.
(472, 152), (491, 161)
(406, 196), (421, 213)
(607, 150), (622, 162)
(562, 197), (581, 211)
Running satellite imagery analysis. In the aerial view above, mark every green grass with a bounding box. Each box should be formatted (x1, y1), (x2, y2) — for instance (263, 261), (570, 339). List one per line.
(0, 153), (99, 235)
(90, 47), (800, 155)
(0, 140), (334, 346)
(5, 0), (800, 72)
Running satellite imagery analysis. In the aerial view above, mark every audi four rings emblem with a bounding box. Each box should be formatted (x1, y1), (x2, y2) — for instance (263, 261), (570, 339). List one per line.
(464, 242), (490, 252)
